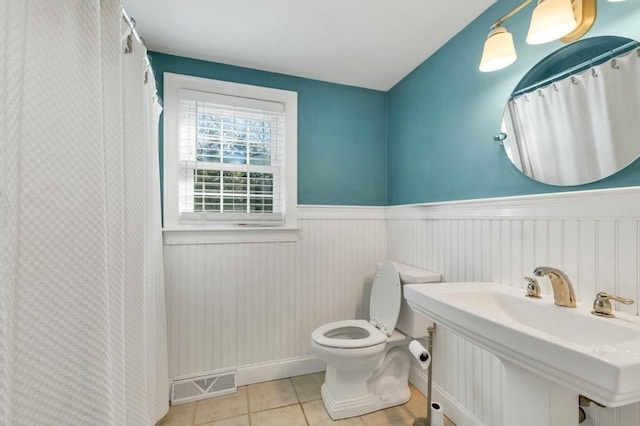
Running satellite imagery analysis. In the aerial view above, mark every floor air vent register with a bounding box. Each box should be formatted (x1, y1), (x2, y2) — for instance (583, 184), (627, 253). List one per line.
(170, 370), (237, 405)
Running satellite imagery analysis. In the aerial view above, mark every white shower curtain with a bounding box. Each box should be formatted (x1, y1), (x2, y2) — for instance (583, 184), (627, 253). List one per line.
(0, 1), (168, 424)
(503, 47), (640, 185)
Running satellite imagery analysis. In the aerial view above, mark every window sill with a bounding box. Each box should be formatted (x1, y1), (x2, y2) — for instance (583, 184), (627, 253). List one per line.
(162, 226), (300, 245)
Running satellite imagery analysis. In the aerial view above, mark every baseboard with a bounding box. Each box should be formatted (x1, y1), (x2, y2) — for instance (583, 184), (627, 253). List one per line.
(236, 354), (326, 386)
(409, 365), (484, 426)
(408, 363), (429, 396)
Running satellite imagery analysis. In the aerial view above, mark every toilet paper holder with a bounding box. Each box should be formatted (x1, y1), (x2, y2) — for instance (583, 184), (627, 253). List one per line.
(412, 325), (442, 426)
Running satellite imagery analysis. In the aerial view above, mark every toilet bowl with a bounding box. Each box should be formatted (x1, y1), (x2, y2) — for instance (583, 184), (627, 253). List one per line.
(311, 261), (441, 419)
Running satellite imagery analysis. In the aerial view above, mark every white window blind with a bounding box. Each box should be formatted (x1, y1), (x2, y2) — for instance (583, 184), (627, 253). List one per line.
(178, 89), (285, 224)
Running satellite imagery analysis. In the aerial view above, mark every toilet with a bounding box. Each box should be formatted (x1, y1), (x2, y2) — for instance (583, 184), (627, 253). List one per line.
(311, 261), (441, 420)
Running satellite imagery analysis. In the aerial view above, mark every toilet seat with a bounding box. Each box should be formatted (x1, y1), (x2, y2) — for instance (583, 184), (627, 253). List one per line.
(312, 261), (403, 350)
(312, 319), (388, 349)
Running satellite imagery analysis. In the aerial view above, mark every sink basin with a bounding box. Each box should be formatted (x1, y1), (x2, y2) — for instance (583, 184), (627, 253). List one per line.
(404, 282), (640, 411)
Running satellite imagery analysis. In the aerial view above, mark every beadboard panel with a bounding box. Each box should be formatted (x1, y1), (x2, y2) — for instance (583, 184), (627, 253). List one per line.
(387, 188), (640, 426)
(163, 191), (639, 425)
(163, 212), (387, 379)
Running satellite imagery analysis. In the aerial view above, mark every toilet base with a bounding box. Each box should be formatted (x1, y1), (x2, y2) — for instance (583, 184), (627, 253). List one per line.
(320, 378), (411, 420)
(317, 338), (413, 419)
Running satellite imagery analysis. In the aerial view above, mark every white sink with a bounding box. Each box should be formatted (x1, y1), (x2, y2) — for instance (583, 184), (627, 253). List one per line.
(404, 282), (640, 425)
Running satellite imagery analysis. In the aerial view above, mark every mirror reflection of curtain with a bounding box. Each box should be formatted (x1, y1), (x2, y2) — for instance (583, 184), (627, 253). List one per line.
(503, 101), (534, 177)
(503, 48), (640, 186)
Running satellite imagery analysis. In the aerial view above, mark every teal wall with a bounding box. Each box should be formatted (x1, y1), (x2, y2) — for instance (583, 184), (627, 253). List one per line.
(387, 0), (640, 205)
(152, 0), (640, 207)
(150, 53), (388, 206)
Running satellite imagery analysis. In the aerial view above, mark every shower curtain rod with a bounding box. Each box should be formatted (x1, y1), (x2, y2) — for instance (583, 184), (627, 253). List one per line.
(122, 8), (156, 86)
(122, 9), (143, 47)
(512, 40), (639, 98)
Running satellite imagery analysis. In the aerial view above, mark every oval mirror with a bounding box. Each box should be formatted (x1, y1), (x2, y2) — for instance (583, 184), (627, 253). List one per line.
(500, 36), (640, 186)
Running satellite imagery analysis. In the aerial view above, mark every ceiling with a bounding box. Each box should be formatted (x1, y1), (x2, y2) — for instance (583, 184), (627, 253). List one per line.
(124, 0), (495, 91)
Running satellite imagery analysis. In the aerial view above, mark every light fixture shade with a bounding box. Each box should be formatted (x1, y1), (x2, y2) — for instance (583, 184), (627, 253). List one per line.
(479, 27), (517, 72)
(526, 0), (578, 45)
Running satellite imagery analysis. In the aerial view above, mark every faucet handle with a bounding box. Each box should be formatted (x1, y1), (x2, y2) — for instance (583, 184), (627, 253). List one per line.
(591, 292), (634, 318)
(524, 277), (541, 299)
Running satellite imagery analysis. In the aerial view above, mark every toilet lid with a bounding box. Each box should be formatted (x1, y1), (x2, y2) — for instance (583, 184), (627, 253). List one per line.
(369, 261), (401, 336)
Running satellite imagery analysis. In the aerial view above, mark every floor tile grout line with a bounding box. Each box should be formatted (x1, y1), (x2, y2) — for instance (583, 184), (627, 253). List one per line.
(291, 377), (303, 403)
(246, 385), (252, 426)
(191, 401), (197, 426)
(291, 377), (313, 426)
(299, 402), (311, 426)
(250, 400), (303, 414)
(192, 387), (251, 425)
(248, 402), (310, 426)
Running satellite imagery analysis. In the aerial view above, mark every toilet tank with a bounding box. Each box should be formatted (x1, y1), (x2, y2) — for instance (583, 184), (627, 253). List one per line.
(392, 261), (441, 338)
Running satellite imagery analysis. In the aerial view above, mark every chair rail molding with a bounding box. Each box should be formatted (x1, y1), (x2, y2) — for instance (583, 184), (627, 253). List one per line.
(386, 187), (640, 220)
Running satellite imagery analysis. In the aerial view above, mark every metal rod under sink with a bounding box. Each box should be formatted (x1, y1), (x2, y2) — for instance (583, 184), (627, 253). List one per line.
(413, 324), (435, 426)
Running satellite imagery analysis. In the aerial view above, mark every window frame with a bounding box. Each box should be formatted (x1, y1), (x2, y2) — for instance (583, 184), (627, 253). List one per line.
(163, 73), (297, 232)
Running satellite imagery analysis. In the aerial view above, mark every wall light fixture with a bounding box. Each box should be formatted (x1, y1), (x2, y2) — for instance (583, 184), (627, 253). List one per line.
(479, 0), (599, 72)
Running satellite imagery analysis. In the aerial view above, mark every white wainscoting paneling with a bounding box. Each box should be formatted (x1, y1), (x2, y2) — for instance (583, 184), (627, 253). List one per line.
(163, 189), (639, 426)
(163, 206), (387, 381)
(388, 187), (640, 426)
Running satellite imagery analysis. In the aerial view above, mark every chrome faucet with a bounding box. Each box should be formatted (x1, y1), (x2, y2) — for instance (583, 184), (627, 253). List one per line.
(533, 266), (577, 308)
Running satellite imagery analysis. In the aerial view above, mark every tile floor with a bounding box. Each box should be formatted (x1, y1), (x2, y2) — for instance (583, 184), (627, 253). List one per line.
(158, 373), (455, 426)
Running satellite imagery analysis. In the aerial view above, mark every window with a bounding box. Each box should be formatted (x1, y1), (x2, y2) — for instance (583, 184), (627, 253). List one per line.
(163, 74), (297, 230)
(178, 90), (284, 221)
